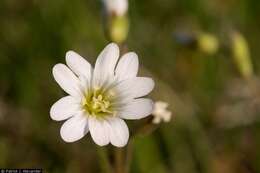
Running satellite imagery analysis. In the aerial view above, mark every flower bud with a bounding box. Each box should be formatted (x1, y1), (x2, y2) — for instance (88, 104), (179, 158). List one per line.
(102, 0), (129, 44)
(197, 33), (219, 55)
(106, 15), (129, 44)
(152, 101), (172, 124)
(230, 31), (253, 78)
(102, 0), (128, 17)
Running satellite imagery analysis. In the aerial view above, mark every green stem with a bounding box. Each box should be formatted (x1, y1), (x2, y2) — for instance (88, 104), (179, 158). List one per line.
(133, 117), (159, 138)
(114, 147), (126, 173)
(125, 138), (134, 173)
(96, 147), (113, 173)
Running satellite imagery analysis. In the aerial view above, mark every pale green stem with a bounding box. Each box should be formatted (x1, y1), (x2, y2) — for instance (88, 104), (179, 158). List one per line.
(96, 147), (113, 173)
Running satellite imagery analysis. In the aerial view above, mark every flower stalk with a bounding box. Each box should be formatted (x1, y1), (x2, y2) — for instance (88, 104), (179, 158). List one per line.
(97, 147), (113, 173)
(114, 147), (126, 173)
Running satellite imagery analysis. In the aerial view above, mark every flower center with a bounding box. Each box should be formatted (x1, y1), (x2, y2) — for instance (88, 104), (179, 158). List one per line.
(82, 88), (115, 117)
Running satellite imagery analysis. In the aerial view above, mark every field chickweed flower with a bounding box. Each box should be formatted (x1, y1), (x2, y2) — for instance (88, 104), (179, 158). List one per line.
(50, 43), (154, 147)
(152, 101), (172, 124)
(102, 0), (128, 16)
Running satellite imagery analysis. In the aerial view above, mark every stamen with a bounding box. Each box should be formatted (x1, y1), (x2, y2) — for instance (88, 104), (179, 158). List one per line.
(82, 88), (115, 117)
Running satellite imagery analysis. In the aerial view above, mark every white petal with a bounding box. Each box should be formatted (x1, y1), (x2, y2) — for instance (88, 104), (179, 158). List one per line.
(107, 117), (129, 147)
(152, 116), (161, 124)
(52, 64), (83, 97)
(115, 52), (139, 81)
(118, 98), (154, 120)
(115, 77), (155, 99)
(60, 113), (89, 142)
(65, 51), (92, 80)
(78, 75), (91, 92)
(50, 96), (81, 121)
(88, 117), (110, 146)
(103, 0), (128, 16)
(93, 43), (119, 87)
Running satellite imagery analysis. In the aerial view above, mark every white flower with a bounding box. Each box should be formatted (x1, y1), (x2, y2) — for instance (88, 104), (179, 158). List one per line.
(102, 0), (128, 16)
(50, 43), (154, 147)
(152, 101), (172, 124)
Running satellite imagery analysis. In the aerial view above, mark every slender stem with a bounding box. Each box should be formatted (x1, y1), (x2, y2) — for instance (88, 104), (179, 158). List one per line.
(96, 147), (113, 173)
(133, 117), (158, 138)
(114, 147), (126, 173)
(125, 138), (134, 173)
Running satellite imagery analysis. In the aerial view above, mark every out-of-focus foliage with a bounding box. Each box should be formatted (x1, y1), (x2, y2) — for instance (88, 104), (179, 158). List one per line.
(0, 0), (260, 172)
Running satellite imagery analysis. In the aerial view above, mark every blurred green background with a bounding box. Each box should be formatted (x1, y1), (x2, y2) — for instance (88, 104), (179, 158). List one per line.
(1, 0), (260, 172)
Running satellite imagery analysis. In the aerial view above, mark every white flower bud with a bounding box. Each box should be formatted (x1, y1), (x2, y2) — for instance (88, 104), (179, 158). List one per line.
(102, 0), (128, 16)
(152, 101), (172, 124)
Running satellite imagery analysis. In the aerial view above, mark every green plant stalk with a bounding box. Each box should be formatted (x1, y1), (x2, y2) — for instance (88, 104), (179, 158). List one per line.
(115, 147), (126, 173)
(97, 147), (113, 173)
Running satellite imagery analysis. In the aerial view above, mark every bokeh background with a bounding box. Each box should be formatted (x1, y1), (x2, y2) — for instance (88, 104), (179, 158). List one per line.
(1, 0), (260, 172)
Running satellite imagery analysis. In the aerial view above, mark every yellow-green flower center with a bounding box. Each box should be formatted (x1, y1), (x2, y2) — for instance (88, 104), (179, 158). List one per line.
(82, 88), (115, 117)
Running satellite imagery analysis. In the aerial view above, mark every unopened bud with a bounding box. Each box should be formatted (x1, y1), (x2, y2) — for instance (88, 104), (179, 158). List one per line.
(197, 33), (219, 55)
(102, 0), (128, 17)
(102, 0), (129, 44)
(231, 31), (253, 78)
(106, 15), (129, 44)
